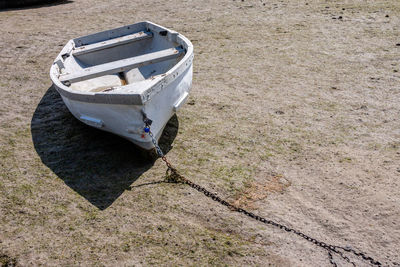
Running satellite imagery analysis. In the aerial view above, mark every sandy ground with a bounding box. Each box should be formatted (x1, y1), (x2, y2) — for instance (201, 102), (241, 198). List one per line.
(0, 0), (399, 266)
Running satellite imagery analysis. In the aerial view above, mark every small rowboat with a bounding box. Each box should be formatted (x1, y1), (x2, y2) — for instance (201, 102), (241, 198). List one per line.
(50, 21), (194, 150)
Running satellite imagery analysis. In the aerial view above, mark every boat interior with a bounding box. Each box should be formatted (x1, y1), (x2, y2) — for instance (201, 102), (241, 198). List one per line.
(57, 23), (186, 93)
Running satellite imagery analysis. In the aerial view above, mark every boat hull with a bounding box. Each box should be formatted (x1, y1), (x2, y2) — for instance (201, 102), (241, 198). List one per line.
(56, 64), (192, 150)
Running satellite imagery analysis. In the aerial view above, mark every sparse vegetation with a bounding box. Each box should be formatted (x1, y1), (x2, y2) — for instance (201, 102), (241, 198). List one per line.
(0, 0), (399, 266)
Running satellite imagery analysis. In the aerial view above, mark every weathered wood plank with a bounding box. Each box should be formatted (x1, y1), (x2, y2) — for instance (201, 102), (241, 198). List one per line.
(60, 46), (184, 84)
(72, 31), (153, 56)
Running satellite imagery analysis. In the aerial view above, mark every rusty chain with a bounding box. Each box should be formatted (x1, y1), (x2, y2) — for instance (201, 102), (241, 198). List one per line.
(142, 114), (383, 266)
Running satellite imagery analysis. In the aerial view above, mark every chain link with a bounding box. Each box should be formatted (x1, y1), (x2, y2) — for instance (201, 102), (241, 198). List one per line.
(329, 252), (338, 267)
(148, 130), (164, 158)
(142, 115), (383, 266)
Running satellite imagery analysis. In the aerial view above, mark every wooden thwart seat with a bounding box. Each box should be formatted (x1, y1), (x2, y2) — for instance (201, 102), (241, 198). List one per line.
(72, 31), (153, 56)
(60, 46), (184, 84)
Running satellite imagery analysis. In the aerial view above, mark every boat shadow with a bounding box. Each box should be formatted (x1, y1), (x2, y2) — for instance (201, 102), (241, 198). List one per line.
(0, 0), (73, 11)
(31, 85), (178, 210)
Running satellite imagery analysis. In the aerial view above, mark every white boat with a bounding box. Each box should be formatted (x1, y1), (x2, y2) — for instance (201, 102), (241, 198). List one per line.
(50, 21), (193, 150)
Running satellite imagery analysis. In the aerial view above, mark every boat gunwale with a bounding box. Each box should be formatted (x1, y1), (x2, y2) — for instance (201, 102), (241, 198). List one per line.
(50, 21), (194, 106)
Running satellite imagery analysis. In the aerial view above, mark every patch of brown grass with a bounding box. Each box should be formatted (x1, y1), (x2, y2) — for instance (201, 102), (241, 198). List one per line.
(233, 174), (291, 209)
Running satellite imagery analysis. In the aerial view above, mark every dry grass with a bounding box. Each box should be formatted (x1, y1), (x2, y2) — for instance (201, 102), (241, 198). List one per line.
(0, 0), (399, 266)
(233, 174), (291, 210)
